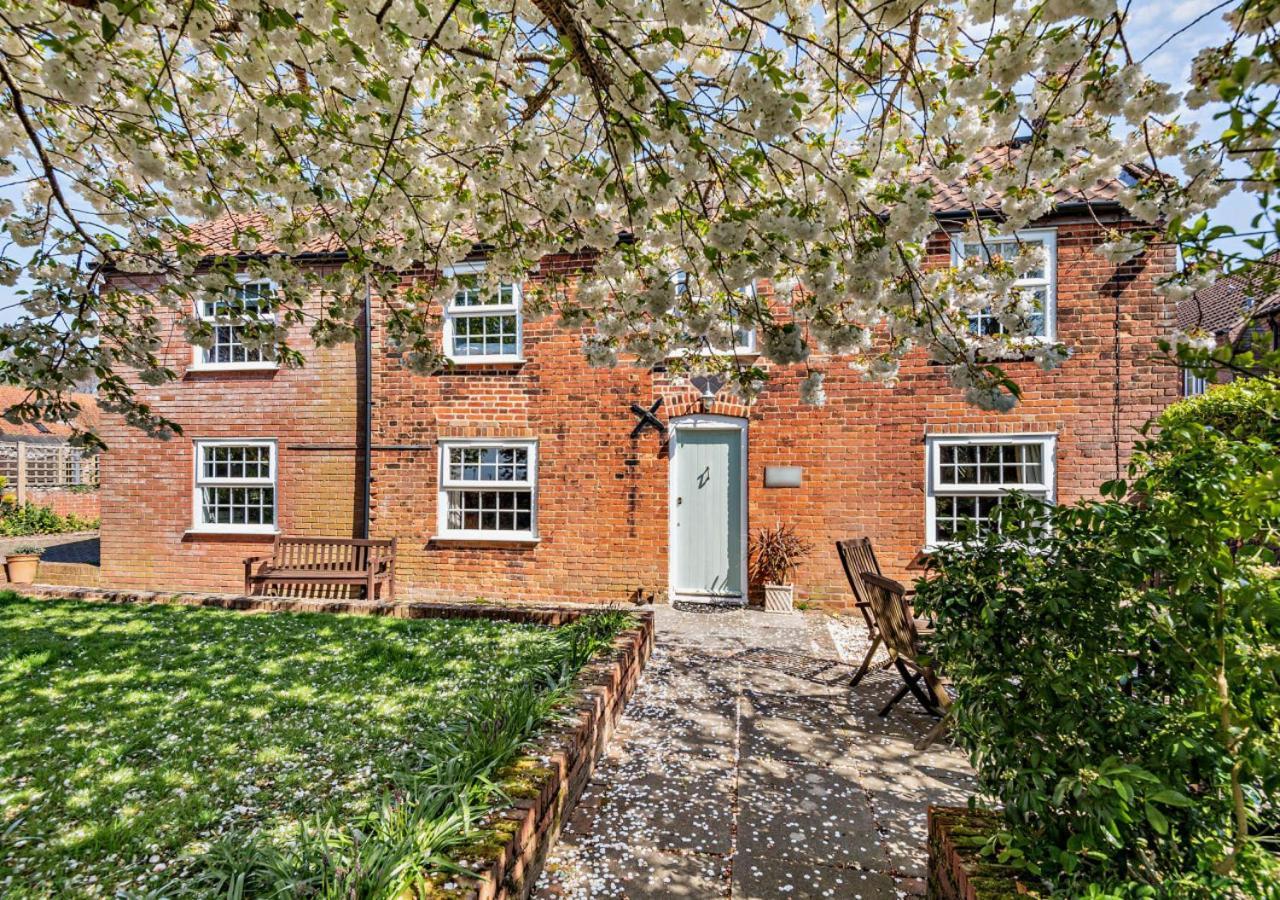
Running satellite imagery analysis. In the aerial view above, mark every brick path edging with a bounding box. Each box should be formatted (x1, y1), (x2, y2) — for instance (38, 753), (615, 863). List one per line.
(11, 584), (655, 900)
(927, 806), (1028, 899)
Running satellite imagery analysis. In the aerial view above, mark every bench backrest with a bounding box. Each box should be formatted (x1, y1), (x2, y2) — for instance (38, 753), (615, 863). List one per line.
(271, 537), (395, 572)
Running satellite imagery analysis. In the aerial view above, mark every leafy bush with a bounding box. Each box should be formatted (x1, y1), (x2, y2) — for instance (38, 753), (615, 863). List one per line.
(0, 501), (97, 536)
(914, 378), (1280, 897)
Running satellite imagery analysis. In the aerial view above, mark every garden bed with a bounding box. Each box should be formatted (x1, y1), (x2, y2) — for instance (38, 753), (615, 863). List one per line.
(928, 806), (1028, 899)
(0, 591), (652, 898)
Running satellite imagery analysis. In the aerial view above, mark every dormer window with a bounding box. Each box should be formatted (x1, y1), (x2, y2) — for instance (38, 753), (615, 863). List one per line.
(193, 280), (277, 369)
(442, 262), (523, 363)
(952, 229), (1057, 340)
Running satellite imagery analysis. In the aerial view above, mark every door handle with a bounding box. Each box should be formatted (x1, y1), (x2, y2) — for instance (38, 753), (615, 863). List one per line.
(677, 496), (683, 505)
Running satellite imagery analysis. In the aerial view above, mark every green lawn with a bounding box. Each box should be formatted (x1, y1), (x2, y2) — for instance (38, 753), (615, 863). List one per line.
(0, 593), (626, 898)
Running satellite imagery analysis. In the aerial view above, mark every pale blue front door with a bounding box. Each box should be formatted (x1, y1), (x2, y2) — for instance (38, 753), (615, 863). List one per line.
(671, 424), (745, 599)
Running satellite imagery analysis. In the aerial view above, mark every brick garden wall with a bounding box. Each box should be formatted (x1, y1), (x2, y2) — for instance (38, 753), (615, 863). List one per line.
(27, 487), (99, 521)
(99, 212), (1180, 608)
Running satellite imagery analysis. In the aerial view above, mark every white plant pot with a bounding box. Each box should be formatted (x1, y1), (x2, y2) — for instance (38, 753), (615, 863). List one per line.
(763, 583), (795, 613)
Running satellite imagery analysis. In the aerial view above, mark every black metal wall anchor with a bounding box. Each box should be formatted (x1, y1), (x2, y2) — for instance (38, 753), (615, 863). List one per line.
(630, 397), (666, 439)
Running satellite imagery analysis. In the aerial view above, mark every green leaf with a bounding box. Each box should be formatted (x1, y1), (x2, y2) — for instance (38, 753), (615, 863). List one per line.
(1144, 802), (1168, 835)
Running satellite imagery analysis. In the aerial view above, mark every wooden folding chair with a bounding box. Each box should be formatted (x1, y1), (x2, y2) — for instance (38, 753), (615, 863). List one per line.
(836, 538), (894, 686)
(861, 571), (952, 750)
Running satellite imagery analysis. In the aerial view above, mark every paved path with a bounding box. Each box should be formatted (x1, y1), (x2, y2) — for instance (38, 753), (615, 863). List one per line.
(0, 530), (98, 564)
(534, 605), (975, 899)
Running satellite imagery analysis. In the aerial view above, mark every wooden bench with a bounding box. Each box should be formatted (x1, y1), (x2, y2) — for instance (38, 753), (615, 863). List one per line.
(244, 536), (397, 601)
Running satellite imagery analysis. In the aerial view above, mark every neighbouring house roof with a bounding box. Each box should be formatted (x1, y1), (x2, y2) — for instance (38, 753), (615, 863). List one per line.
(1177, 254), (1280, 338)
(0, 387), (99, 443)
(173, 143), (1149, 259)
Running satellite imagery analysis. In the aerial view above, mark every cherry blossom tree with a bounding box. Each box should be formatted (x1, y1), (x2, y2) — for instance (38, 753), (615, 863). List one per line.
(0, 0), (1227, 444)
(1171, 0), (1280, 385)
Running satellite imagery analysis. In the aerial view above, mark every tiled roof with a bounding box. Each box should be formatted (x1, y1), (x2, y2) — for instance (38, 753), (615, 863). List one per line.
(177, 145), (1147, 256)
(1177, 254), (1280, 335)
(173, 210), (344, 257)
(0, 387), (99, 442)
(920, 142), (1146, 216)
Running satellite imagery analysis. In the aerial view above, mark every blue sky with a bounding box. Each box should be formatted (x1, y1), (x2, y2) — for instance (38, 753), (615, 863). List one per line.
(1125, 0), (1255, 250)
(0, 2), (1258, 327)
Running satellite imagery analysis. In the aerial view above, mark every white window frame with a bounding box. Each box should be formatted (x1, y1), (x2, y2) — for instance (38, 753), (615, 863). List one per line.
(667, 272), (759, 357)
(951, 228), (1057, 342)
(436, 438), (539, 542)
(190, 277), (280, 371)
(925, 433), (1056, 549)
(441, 261), (524, 364)
(1183, 368), (1208, 397)
(191, 439), (278, 535)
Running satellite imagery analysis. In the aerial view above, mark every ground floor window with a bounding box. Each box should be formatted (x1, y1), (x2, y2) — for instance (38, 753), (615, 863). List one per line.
(438, 440), (537, 539)
(925, 434), (1055, 546)
(193, 440), (277, 533)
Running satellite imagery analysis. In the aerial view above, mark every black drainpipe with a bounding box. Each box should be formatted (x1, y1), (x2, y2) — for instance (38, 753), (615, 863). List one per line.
(360, 276), (373, 539)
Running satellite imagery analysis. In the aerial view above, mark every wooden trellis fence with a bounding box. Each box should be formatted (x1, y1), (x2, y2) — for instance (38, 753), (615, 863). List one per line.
(0, 441), (99, 503)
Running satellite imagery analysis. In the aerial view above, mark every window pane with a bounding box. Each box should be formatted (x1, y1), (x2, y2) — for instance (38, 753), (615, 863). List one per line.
(447, 446), (529, 483)
(451, 313), (519, 357)
(936, 442), (1046, 489)
(201, 444), (271, 480)
(451, 276), (516, 308)
(445, 488), (533, 533)
(201, 486), (274, 527)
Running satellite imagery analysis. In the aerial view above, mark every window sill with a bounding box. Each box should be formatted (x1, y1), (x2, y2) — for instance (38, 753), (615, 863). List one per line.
(665, 349), (760, 361)
(183, 528), (278, 540)
(444, 358), (528, 367)
(429, 533), (540, 546)
(187, 363), (280, 375)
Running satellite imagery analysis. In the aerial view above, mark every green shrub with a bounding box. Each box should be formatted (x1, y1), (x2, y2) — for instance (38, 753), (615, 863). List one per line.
(0, 501), (97, 536)
(1155, 377), (1279, 437)
(914, 379), (1280, 897)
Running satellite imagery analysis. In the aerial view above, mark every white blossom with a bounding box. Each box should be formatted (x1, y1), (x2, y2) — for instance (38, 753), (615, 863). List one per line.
(0, 0), (1222, 438)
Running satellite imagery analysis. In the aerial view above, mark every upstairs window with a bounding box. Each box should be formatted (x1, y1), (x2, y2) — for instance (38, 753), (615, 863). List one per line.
(443, 263), (523, 362)
(437, 440), (537, 540)
(196, 280), (276, 368)
(193, 440), (277, 533)
(953, 230), (1056, 340)
(670, 272), (758, 355)
(926, 434), (1055, 547)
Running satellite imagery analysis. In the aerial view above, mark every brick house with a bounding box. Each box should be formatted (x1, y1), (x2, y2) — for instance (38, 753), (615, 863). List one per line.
(98, 162), (1181, 610)
(1177, 253), (1280, 396)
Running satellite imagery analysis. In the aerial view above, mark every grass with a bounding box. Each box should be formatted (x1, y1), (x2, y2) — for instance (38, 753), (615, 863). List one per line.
(0, 593), (629, 898)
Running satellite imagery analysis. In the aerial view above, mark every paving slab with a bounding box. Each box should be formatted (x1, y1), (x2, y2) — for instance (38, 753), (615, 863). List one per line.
(737, 757), (887, 870)
(733, 858), (903, 900)
(539, 842), (729, 899)
(533, 604), (976, 899)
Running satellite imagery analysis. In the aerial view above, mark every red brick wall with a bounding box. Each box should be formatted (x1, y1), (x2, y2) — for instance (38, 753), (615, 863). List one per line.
(369, 215), (1178, 607)
(99, 214), (1180, 608)
(98, 265), (363, 592)
(27, 487), (99, 522)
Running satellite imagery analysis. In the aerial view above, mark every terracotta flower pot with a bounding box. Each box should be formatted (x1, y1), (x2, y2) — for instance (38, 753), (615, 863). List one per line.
(763, 583), (795, 613)
(6, 554), (41, 584)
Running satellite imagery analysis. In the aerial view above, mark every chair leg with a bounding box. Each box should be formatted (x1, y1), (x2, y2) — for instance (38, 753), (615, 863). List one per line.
(878, 680), (913, 717)
(914, 711), (952, 752)
(894, 659), (942, 716)
(850, 635), (883, 687)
